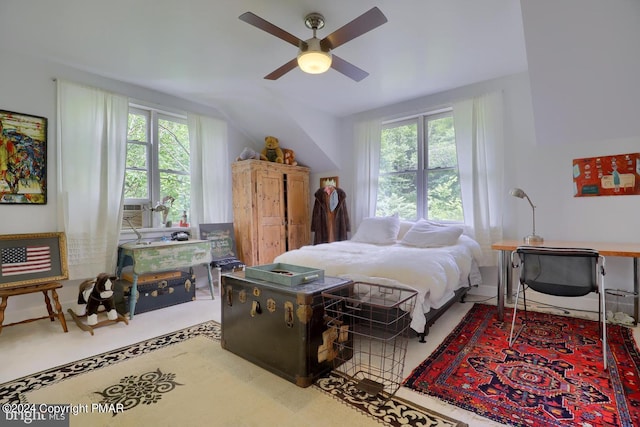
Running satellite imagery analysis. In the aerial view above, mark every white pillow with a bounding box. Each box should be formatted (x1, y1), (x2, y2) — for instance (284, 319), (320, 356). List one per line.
(400, 219), (463, 247)
(351, 215), (400, 245)
(397, 221), (415, 240)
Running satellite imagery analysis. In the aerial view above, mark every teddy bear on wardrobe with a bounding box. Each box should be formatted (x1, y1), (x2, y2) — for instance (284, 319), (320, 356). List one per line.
(262, 136), (284, 163)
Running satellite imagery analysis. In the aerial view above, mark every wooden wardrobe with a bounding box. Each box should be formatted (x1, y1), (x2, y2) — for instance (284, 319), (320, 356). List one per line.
(231, 160), (310, 266)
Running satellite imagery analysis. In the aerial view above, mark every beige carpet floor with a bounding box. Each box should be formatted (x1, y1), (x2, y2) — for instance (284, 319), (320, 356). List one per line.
(3, 321), (466, 427)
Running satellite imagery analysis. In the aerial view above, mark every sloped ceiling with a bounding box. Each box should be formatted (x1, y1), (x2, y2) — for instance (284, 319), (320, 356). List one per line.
(521, 0), (640, 146)
(0, 0), (528, 170)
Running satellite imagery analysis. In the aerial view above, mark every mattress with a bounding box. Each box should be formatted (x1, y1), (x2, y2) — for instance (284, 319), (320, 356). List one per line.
(274, 235), (483, 332)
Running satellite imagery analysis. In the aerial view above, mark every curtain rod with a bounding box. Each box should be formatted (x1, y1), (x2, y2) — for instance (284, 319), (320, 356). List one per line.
(51, 78), (186, 118)
(382, 106), (452, 125)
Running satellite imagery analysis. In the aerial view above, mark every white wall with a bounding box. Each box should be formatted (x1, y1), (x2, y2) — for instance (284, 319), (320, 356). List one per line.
(522, 0), (640, 147)
(519, 0), (640, 303)
(0, 51), (250, 322)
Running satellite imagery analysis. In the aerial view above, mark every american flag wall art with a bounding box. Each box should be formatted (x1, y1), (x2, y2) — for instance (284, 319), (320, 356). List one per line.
(1, 246), (52, 276)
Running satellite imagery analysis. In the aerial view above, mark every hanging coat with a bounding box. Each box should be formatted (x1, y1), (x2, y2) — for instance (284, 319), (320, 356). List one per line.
(311, 187), (350, 244)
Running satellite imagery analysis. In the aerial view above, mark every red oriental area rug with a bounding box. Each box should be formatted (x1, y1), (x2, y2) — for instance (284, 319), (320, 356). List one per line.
(404, 303), (640, 427)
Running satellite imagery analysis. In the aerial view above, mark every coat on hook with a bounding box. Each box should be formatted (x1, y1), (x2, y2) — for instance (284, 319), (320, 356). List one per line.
(311, 186), (350, 244)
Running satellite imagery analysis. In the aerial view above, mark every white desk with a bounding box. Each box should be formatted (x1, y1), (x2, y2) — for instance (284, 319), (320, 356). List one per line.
(117, 240), (213, 318)
(492, 240), (640, 324)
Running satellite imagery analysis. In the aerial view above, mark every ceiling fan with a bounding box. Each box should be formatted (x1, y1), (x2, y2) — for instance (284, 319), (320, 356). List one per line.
(239, 7), (387, 82)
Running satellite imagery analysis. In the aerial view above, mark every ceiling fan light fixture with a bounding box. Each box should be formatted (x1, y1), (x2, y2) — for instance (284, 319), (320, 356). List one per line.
(239, 8), (387, 80)
(297, 50), (332, 74)
(297, 37), (332, 74)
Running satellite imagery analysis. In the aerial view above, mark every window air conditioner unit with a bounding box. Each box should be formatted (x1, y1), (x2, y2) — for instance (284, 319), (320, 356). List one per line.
(122, 204), (145, 228)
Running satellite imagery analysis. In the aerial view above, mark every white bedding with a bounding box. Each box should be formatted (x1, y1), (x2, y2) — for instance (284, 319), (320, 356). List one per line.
(274, 235), (483, 333)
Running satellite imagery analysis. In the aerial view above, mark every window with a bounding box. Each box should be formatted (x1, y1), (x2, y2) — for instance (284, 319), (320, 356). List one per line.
(124, 106), (190, 228)
(376, 110), (463, 222)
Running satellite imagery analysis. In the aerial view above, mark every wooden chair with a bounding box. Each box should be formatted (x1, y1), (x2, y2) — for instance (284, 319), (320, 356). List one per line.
(0, 282), (68, 334)
(0, 232), (70, 334)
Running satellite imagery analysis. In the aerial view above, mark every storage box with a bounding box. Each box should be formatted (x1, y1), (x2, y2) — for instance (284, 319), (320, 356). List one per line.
(221, 272), (351, 387)
(244, 263), (323, 286)
(115, 270), (196, 316)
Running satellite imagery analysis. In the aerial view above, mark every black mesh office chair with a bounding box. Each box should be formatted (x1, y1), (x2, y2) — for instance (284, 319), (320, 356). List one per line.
(508, 246), (607, 368)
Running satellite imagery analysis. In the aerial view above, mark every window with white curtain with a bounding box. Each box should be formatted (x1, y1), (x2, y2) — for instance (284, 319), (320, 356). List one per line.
(376, 109), (462, 221)
(124, 105), (190, 228)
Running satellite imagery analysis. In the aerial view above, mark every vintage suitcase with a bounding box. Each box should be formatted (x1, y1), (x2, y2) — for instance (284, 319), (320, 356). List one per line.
(120, 270), (182, 284)
(115, 270), (196, 315)
(221, 272), (352, 387)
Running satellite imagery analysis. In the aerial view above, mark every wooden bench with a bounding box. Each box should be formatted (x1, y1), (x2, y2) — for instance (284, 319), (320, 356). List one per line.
(0, 282), (68, 334)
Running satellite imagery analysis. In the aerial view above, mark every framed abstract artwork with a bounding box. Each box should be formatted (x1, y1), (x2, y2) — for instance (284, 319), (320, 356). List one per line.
(573, 152), (640, 197)
(0, 232), (68, 289)
(0, 109), (48, 204)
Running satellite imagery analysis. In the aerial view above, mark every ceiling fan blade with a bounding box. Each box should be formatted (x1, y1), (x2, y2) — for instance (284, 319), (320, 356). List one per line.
(264, 58), (299, 80)
(239, 12), (303, 47)
(321, 7), (388, 51)
(330, 55), (369, 82)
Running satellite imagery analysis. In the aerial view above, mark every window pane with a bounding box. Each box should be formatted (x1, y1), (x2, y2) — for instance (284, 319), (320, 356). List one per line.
(160, 172), (191, 225)
(126, 143), (147, 169)
(427, 116), (456, 169)
(128, 112), (147, 142)
(124, 170), (149, 199)
(378, 121), (418, 220)
(377, 111), (463, 223)
(426, 169), (463, 221)
(380, 123), (418, 173)
(376, 172), (417, 220)
(123, 108), (192, 229)
(125, 112), (149, 201)
(158, 119), (189, 173)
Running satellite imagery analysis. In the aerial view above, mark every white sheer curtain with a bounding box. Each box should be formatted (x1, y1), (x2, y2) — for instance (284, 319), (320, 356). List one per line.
(188, 113), (230, 226)
(56, 80), (128, 279)
(352, 119), (382, 228)
(453, 91), (504, 266)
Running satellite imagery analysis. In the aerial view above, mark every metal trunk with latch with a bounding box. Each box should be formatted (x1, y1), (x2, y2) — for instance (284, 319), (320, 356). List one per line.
(221, 271), (351, 387)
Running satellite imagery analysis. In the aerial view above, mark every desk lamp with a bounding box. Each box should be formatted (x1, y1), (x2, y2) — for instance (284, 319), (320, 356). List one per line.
(125, 218), (150, 245)
(510, 188), (543, 244)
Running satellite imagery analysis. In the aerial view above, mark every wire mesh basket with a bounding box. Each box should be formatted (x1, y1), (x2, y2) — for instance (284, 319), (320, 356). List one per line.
(322, 281), (418, 400)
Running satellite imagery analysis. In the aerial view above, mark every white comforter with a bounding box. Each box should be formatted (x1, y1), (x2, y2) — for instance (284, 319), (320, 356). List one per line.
(274, 235), (483, 333)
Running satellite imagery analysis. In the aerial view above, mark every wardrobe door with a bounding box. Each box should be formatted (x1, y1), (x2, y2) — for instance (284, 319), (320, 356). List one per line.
(285, 171), (310, 252)
(255, 168), (286, 264)
(231, 161), (255, 265)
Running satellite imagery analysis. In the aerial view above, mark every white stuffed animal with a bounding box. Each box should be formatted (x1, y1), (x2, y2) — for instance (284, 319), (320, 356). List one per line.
(236, 147), (264, 161)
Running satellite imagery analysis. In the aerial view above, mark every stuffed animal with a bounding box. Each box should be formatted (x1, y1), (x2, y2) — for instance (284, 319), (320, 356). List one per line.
(261, 136), (284, 163)
(283, 148), (298, 166)
(76, 273), (119, 326)
(236, 147), (265, 162)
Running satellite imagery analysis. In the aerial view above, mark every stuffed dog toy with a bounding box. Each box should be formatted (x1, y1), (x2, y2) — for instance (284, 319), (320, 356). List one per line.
(76, 273), (118, 326)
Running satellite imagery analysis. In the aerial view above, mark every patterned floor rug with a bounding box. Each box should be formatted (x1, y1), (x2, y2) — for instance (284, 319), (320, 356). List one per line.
(0, 321), (465, 427)
(404, 303), (640, 427)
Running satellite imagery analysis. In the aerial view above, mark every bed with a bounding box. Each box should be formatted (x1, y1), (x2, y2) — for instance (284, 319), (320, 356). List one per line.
(274, 216), (483, 342)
